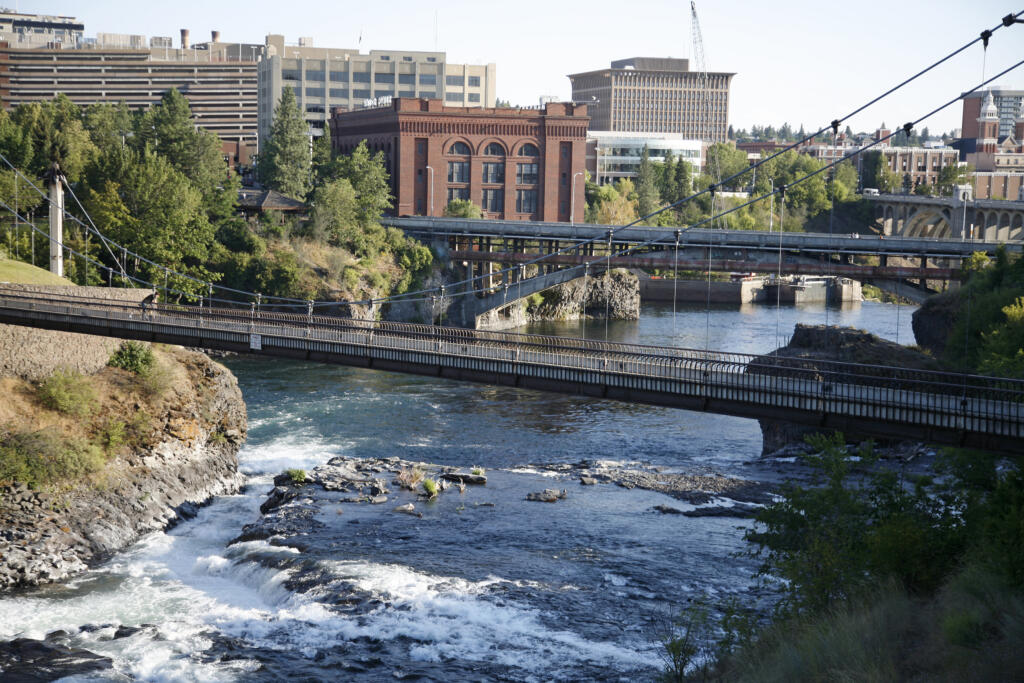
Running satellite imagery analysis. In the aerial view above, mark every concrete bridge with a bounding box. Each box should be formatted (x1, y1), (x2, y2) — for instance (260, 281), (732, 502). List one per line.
(385, 216), (1013, 319)
(873, 193), (1024, 240)
(0, 287), (1021, 455)
(383, 216), (1024, 258)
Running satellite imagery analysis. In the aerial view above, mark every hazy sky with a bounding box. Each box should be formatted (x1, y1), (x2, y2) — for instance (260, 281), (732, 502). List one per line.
(17, 0), (1024, 134)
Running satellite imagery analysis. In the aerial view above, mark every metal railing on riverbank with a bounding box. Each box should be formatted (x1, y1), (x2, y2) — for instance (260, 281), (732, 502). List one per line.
(0, 286), (1021, 454)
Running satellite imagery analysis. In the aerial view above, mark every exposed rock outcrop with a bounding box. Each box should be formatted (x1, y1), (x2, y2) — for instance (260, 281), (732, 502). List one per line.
(476, 269), (641, 330)
(0, 349), (247, 589)
(912, 290), (960, 358)
(751, 324), (942, 454)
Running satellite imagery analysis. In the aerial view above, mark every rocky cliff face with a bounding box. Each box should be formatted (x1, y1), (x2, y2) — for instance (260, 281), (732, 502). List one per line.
(476, 269), (641, 330)
(752, 324), (942, 454)
(0, 349), (246, 589)
(912, 290), (960, 358)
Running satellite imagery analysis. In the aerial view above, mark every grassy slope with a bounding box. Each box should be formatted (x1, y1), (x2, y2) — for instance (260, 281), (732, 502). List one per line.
(0, 258), (73, 286)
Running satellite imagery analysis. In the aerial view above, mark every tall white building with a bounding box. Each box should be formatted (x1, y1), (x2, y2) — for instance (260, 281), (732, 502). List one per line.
(258, 35), (496, 142)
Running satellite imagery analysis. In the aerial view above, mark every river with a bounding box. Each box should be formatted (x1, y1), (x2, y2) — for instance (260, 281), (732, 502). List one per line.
(0, 300), (916, 681)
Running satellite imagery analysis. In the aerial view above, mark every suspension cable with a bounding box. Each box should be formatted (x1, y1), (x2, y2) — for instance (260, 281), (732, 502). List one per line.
(1, 26), (1020, 312)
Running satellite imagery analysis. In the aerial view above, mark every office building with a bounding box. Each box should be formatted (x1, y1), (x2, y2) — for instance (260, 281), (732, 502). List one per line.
(568, 57), (734, 141)
(258, 34), (496, 141)
(586, 131), (702, 186)
(329, 98), (589, 222)
(0, 24), (261, 164)
(961, 87), (1023, 140)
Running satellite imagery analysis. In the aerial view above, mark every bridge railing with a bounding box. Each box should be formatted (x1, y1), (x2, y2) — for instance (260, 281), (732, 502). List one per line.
(0, 287), (1022, 440)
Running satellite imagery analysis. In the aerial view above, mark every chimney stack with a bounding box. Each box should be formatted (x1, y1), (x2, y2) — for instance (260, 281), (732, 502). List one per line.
(180, 28), (190, 49)
(211, 30), (220, 43)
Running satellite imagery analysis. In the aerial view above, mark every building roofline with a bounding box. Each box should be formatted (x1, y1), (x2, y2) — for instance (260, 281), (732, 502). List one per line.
(567, 67), (736, 79)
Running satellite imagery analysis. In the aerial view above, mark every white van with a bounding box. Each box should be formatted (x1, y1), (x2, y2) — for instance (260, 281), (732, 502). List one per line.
(862, 188), (880, 196)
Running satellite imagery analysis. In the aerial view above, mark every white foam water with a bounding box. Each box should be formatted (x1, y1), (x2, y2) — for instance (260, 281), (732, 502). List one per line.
(0, 429), (660, 681)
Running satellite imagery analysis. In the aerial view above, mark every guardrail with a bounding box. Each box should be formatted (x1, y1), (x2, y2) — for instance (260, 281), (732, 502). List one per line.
(0, 286), (1021, 452)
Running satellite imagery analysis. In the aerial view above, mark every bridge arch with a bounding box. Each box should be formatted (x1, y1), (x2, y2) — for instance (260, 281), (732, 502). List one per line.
(903, 208), (952, 238)
(1012, 213), (1023, 240)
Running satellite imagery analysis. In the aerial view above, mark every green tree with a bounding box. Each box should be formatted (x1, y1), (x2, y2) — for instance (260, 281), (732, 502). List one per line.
(862, 150), (897, 193)
(444, 199), (482, 218)
(936, 163), (972, 197)
(674, 158), (693, 199)
(704, 142), (750, 190)
(259, 87), (311, 200)
(586, 178), (638, 225)
(657, 150), (679, 205)
(336, 139), (392, 226)
(136, 89), (239, 222)
(311, 127), (338, 185)
(85, 147), (216, 297)
(635, 145), (661, 222)
(309, 178), (359, 246)
(82, 101), (134, 151)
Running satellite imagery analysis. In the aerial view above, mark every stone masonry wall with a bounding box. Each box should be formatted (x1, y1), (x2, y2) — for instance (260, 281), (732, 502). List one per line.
(0, 286), (153, 381)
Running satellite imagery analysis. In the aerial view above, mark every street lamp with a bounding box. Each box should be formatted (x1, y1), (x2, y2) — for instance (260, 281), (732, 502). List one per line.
(425, 165), (434, 216)
(570, 170), (583, 226)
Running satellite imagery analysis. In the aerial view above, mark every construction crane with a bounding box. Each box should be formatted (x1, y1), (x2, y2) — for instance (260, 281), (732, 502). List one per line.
(690, 1), (712, 145)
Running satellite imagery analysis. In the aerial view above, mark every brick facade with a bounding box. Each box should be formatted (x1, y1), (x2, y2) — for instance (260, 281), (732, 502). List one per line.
(328, 98), (589, 222)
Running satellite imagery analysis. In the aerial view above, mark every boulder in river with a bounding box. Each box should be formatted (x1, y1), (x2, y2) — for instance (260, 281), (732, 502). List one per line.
(526, 489), (567, 503)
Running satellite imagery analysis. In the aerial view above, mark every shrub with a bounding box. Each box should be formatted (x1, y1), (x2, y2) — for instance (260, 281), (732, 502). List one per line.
(108, 341), (155, 375)
(37, 369), (96, 417)
(286, 468), (306, 484)
(96, 418), (126, 454)
(422, 477), (439, 498)
(136, 361), (172, 398)
(397, 466), (424, 490)
(0, 429), (107, 488)
(471, 467), (485, 476)
(746, 433), (967, 616)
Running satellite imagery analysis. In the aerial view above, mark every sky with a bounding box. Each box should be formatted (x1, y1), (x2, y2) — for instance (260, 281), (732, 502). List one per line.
(16, 0), (1024, 135)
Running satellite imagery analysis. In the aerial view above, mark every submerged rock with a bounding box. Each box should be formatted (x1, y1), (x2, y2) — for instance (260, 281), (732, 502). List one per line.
(526, 489), (567, 503)
(0, 637), (113, 681)
(440, 472), (487, 486)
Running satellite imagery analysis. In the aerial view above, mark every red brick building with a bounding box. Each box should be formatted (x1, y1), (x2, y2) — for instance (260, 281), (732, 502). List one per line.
(328, 98), (589, 221)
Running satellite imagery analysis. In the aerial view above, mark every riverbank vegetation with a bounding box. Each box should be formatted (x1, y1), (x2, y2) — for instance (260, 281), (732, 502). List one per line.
(662, 434), (1024, 681)
(0, 342), (182, 491)
(0, 88), (431, 306)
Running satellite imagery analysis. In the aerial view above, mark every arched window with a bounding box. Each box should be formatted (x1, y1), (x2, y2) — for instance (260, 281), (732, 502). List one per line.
(448, 141), (471, 155)
(483, 142), (506, 156)
(519, 143), (539, 157)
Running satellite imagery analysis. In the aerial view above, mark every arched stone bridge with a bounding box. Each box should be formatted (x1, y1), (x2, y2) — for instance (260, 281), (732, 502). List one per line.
(875, 193), (1024, 241)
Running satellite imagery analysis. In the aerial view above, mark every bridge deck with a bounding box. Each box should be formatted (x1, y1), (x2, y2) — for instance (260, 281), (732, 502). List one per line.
(0, 288), (1021, 455)
(383, 216), (1023, 258)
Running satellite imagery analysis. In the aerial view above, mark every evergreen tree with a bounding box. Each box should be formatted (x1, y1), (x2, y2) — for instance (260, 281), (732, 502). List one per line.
(311, 126), (337, 185)
(659, 150), (678, 204)
(336, 140), (392, 226)
(259, 87), (311, 200)
(674, 159), (692, 199)
(635, 145), (661, 222)
(134, 89), (238, 223)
